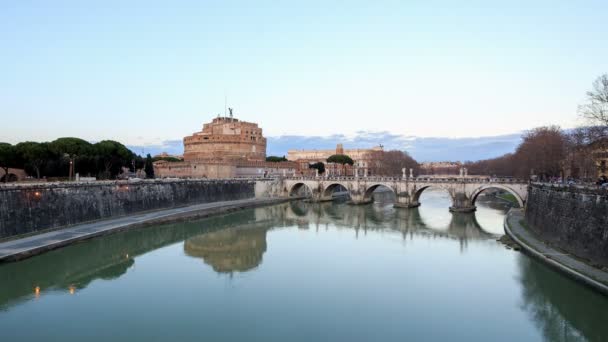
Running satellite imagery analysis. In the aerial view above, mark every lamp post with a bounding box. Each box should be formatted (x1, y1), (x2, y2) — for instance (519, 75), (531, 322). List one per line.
(69, 158), (74, 181)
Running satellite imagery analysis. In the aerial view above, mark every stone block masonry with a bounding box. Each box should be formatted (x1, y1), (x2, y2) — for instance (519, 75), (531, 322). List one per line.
(525, 184), (608, 267)
(0, 179), (256, 239)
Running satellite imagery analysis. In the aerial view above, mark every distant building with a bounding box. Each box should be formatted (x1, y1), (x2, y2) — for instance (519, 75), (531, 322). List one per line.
(154, 113), (295, 178)
(287, 144), (383, 176)
(420, 161), (462, 176)
(153, 152), (183, 160)
(287, 143), (383, 163)
(591, 138), (608, 178)
(0, 168), (27, 182)
(562, 138), (608, 180)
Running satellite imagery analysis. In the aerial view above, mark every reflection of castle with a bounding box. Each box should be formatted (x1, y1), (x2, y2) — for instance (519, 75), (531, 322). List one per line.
(154, 114), (296, 178)
(184, 227), (268, 273)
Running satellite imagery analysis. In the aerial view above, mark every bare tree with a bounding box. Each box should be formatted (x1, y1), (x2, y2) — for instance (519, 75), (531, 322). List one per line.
(367, 150), (419, 177)
(465, 126), (568, 180)
(578, 74), (608, 129)
(514, 126), (567, 179)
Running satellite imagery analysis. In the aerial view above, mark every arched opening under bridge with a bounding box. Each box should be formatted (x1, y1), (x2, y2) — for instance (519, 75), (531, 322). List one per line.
(322, 183), (350, 201)
(362, 184), (396, 204)
(471, 185), (524, 208)
(289, 183), (313, 198)
(414, 186), (454, 228)
(413, 186), (453, 207)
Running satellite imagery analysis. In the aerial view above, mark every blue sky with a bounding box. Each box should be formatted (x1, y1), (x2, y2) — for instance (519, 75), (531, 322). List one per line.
(1, 0), (606, 148)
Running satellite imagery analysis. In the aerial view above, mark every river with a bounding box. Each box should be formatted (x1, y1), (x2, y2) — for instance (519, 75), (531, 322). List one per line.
(1, 190), (607, 341)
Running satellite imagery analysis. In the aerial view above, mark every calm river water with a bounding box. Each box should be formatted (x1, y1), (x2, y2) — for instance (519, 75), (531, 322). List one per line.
(1, 190), (607, 341)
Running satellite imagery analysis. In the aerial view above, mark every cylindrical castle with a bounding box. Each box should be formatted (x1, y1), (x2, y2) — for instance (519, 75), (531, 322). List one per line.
(183, 117), (267, 162)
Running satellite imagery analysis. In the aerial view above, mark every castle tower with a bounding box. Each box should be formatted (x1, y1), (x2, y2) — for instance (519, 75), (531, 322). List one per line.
(336, 143), (344, 155)
(182, 116), (267, 162)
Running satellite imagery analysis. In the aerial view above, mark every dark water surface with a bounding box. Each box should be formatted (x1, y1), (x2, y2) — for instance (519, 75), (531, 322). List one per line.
(1, 190), (607, 341)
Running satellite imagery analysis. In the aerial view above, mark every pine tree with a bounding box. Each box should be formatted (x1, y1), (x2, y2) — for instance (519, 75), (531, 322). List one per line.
(144, 154), (155, 179)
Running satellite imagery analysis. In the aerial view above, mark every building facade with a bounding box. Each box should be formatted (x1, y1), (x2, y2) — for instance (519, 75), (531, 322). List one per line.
(287, 144), (383, 164)
(0, 168), (27, 182)
(420, 161), (462, 176)
(287, 144), (383, 176)
(591, 139), (608, 178)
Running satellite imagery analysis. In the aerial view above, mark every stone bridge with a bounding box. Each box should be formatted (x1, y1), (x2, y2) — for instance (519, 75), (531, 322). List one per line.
(282, 176), (529, 212)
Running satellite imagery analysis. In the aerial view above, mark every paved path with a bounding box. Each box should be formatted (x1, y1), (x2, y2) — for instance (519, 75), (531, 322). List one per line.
(505, 209), (608, 295)
(0, 197), (290, 263)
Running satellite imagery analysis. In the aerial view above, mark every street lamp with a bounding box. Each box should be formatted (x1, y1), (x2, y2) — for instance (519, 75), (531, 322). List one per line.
(69, 158), (74, 181)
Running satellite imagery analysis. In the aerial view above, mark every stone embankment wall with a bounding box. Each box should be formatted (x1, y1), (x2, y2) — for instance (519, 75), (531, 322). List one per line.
(0, 179), (268, 239)
(525, 184), (608, 266)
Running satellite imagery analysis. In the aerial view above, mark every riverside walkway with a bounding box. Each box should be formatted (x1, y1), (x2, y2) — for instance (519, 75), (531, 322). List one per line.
(0, 197), (290, 263)
(505, 209), (608, 295)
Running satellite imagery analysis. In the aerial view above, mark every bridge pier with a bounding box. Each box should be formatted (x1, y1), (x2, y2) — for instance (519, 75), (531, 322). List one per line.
(394, 193), (420, 209)
(349, 192), (372, 205)
(449, 193), (476, 213)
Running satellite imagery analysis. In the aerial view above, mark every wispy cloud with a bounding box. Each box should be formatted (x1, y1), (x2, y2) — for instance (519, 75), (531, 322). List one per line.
(130, 132), (522, 162)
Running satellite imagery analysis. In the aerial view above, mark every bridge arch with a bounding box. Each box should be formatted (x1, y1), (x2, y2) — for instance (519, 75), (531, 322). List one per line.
(470, 184), (525, 208)
(288, 182), (313, 198)
(412, 185), (454, 204)
(322, 182), (350, 198)
(363, 183), (396, 202)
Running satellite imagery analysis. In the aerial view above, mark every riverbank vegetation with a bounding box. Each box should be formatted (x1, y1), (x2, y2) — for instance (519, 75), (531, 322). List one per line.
(465, 74), (608, 181)
(0, 138), (141, 181)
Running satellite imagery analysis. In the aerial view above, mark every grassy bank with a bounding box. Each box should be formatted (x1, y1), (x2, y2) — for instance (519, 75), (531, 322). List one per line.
(497, 192), (519, 205)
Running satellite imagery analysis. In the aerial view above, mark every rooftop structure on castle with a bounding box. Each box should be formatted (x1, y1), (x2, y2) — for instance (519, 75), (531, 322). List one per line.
(183, 112), (266, 162)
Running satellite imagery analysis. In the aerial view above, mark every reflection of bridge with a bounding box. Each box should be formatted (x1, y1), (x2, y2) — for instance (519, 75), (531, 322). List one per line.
(284, 176), (528, 212)
(287, 200), (497, 242)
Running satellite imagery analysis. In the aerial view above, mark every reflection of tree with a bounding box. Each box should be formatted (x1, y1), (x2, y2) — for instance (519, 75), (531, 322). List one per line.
(184, 226), (267, 273)
(0, 209), (259, 310)
(518, 257), (608, 341)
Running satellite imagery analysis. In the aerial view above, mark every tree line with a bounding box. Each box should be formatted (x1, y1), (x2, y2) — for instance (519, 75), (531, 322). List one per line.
(0, 137), (147, 181)
(465, 74), (608, 180)
(464, 125), (606, 180)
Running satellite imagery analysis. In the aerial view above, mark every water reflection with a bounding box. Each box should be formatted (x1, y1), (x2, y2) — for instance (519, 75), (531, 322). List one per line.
(184, 226), (267, 273)
(0, 210), (259, 310)
(0, 197), (501, 310)
(291, 198), (497, 243)
(1, 195), (607, 342)
(518, 257), (608, 341)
